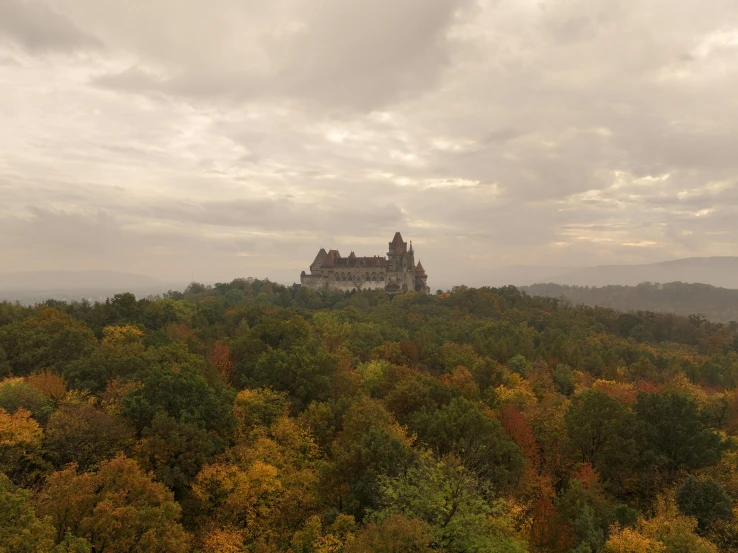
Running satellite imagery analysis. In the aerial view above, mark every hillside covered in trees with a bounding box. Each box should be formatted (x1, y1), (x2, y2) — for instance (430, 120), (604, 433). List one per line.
(523, 281), (738, 324)
(2, 279), (738, 552)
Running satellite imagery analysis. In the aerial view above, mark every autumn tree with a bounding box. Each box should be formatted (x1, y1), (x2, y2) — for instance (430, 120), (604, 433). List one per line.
(44, 399), (135, 471)
(0, 377), (55, 423)
(208, 340), (235, 384)
(0, 308), (96, 377)
(345, 514), (436, 553)
(37, 456), (189, 553)
(26, 369), (68, 402)
(0, 407), (45, 485)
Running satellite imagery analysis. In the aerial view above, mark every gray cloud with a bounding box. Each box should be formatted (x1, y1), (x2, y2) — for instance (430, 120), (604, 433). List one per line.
(0, 0), (101, 53)
(1, 0), (738, 287)
(91, 0), (472, 110)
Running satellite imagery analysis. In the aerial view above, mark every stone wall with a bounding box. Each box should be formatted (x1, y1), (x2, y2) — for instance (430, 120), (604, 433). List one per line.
(300, 276), (385, 292)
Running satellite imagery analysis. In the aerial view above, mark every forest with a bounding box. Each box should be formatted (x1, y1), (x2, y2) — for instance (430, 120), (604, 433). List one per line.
(2, 279), (738, 552)
(522, 282), (738, 324)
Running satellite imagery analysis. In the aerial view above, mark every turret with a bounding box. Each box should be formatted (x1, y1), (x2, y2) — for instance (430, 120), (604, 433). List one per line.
(414, 260), (429, 294)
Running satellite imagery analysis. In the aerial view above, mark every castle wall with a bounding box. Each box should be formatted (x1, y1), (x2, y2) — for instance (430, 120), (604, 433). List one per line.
(300, 276), (385, 292)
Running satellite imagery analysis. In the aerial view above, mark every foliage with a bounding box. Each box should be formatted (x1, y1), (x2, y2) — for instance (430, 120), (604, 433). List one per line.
(676, 476), (733, 532)
(523, 281), (738, 324)
(0, 407), (44, 484)
(373, 453), (527, 553)
(45, 399), (135, 471)
(410, 397), (524, 487)
(635, 392), (726, 476)
(0, 472), (57, 553)
(3, 279), (738, 552)
(36, 456), (189, 553)
(135, 412), (224, 500)
(0, 378), (55, 423)
(345, 514), (435, 553)
(121, 363), (235, 434)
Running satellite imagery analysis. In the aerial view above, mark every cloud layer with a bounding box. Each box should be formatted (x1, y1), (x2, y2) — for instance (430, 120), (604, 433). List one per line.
(1, 0), (737, 287)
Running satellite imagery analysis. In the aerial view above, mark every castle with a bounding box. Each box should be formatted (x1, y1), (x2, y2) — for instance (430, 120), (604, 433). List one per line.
(300, 232), (429, 294)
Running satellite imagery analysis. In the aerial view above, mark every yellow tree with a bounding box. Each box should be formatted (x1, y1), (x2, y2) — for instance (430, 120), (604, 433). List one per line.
(0, 472), (57, 553)
(632, 495), (718, 553)
(37, 456), (189, 553)
(195, 401), (322, 552)
(604, 526), (665, 553)
(0, 407), (43, 480)
(26, 369), (68, 402)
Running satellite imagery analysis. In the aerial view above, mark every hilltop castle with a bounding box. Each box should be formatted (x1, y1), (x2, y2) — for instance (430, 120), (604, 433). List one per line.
(300, 232), (429, 294)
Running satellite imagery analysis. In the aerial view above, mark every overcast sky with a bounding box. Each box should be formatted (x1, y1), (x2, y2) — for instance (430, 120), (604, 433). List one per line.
(1, 0), (737, 287)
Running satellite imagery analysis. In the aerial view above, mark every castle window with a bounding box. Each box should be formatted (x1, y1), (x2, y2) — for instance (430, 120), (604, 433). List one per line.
(379, 273), (385, 281)
(335, 274), (340, 280)
(341, 273), (346, 281)
(371, 273), (377, 281)
(347, 273), (353, 281)
(365, 273), (370, 281)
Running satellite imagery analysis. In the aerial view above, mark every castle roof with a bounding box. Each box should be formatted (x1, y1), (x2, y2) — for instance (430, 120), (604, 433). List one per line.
(415, 261), (427, 276)
(385, 281), (402, 293)
(320, 249), (341, 268)
(331, 255), (387, 269)
(310, 248), (328, 269)
(389, 231), (407, 254)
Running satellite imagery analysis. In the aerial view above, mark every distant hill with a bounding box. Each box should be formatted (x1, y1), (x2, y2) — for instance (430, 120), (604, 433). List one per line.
(522, 281), (738, 323)
(0, 270), (180, 304)
(0, 270), (164, 290)
(545, 257), (738, 289)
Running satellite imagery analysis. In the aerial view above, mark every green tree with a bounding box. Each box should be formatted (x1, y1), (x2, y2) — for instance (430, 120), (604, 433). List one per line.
(410, 397), (523, 488)
(676, 476), (733, 533)
(0, 472), (56, 553)
(374, 453), (527, 553)
(135, 413), (224, 500)
(122, 364), (235, 434)
(44, 400), (135, 472)
(251, 343), (337, 410)
(0, 308), (96, 377)
(553, 364), (575, 396)
(322, 397), (416, 520)
(635, 392), (725, 476)
(0, 378), (55, 423)
(565, 390), (638, 494)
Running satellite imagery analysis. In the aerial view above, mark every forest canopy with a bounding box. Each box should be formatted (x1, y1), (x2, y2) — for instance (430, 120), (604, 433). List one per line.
(523, 281), (738, 324)
(2, 278), (738, 552)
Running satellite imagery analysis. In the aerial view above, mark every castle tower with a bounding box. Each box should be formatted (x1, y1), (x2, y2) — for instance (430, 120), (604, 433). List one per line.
(387, 231), (414, 292)
(414, 260), (429, 293)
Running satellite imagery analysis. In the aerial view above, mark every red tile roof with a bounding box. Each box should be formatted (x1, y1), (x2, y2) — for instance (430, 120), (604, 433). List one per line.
(320, 249), (342, 268)
(332, 255), (387, 268)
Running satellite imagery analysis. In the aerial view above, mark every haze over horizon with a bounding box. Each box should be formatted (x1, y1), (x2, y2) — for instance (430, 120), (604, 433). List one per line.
(2, 0), (738, 286)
